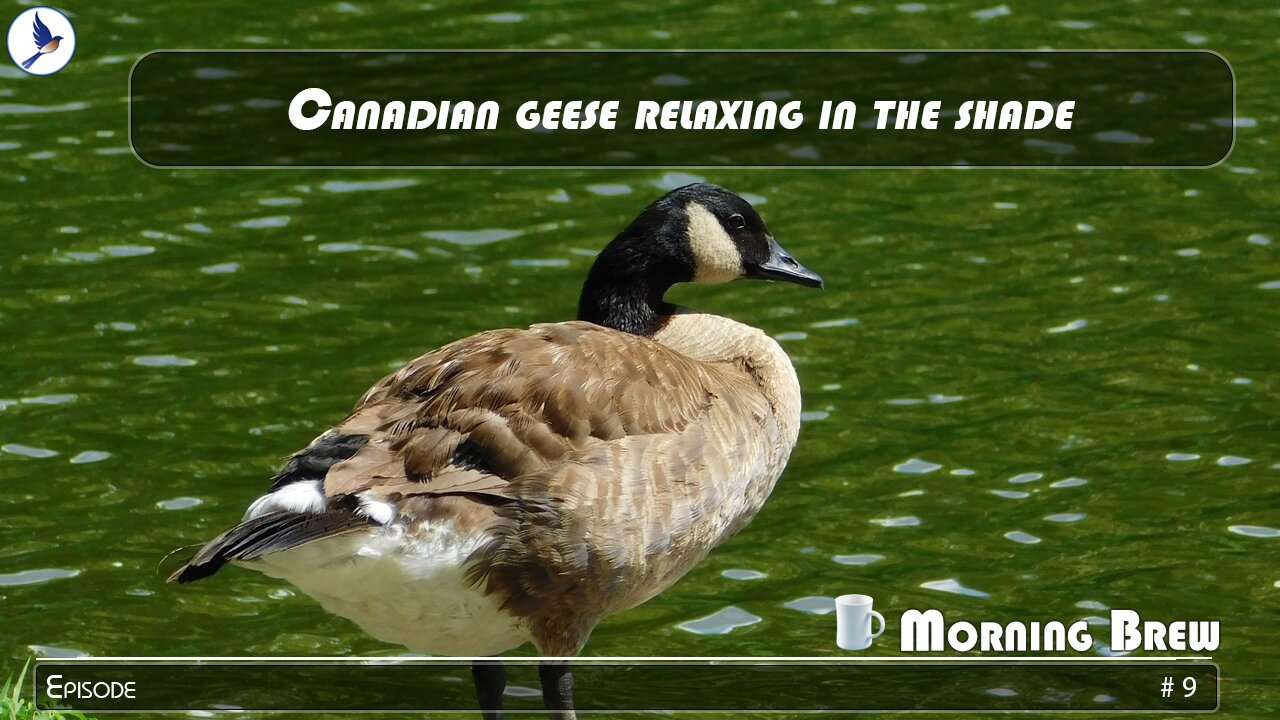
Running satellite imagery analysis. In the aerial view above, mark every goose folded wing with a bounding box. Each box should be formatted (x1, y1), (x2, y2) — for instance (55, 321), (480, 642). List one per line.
(324, 321), (757, 501)
(170, 321), (767, 583)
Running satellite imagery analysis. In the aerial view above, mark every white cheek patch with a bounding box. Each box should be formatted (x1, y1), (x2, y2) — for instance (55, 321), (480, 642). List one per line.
(685, 202), (744, 283)
(244, 480), (327, 520)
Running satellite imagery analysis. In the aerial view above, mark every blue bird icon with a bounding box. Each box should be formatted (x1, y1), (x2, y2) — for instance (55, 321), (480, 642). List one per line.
(21, 12), (64, 70)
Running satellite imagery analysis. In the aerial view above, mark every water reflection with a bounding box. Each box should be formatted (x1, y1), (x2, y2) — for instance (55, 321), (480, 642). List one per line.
(157, 497), (203, 511)
(1227, 525), (1279, 538)
(319, 178), (418, 193)
(676, 607), (763, 635)
(832, 554), (884, 566)
(871, 516), (921, 527)
(423, 229), (523, 245)
(920, 579), (990, 599)
(893, 458), (941, 474)
(0, 569), (80, 586)
(586, 183), (632, 196)
(721, 569), (767, 581)
(132, 355), (198, 367)
(783, 596), (836, 615)
(2, 444), (58, 458)
(1216, 455), (1251, 466)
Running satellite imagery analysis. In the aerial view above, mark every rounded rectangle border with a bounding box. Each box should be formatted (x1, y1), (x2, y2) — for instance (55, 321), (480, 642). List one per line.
(34, 658), (1220, 712)
(128, 50), (1235, 169)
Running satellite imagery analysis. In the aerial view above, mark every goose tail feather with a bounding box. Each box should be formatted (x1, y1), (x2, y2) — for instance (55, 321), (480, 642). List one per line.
(168, 510), (374, 584)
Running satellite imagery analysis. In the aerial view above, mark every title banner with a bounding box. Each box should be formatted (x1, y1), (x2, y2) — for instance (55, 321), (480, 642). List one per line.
(128, 50), (1234, 168)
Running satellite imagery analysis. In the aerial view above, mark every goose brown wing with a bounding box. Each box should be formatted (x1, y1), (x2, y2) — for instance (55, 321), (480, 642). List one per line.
(170, 320), (769, 585)
(319, 320), (762, 503)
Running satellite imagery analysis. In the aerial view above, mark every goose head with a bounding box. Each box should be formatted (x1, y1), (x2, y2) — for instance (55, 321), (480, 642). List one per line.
(579, 183), (823, 335)
(679, 184), (824, 289)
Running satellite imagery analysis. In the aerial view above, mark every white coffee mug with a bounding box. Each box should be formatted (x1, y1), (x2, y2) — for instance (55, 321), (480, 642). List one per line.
(835, 594), (885, 651)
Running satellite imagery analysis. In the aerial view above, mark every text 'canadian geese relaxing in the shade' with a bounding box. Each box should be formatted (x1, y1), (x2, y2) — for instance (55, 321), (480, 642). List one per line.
(170, 183), (823, 719)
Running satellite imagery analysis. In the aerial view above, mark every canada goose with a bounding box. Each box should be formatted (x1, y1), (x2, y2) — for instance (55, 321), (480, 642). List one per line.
(171, 183), (822, 718)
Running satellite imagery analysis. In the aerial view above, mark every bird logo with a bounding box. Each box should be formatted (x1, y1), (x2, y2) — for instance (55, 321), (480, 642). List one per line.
(22, 13), (63, 70)
(6, 7), (75, 76)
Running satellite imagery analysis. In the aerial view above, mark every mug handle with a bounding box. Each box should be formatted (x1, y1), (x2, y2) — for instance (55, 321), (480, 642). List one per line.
(869, 610), (886, 639)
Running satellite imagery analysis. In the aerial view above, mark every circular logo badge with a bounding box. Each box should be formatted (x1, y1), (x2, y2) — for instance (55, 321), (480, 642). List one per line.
(7, 7), (76, 76)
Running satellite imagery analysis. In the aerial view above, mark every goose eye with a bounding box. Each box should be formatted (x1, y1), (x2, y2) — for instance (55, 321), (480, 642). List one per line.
(727, 213), (746, 230)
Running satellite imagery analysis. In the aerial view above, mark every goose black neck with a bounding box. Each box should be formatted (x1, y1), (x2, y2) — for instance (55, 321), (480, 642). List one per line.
(577, 218), (697, 336)
(578, 197), (696, 336)
(577, 249), (680, 336)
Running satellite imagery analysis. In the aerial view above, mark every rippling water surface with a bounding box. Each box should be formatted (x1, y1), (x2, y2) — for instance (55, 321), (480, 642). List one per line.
(2, 1), (1278, 717)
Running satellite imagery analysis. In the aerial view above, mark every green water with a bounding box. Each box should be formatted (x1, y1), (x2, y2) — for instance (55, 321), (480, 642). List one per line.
(2, 1), (1278, 717)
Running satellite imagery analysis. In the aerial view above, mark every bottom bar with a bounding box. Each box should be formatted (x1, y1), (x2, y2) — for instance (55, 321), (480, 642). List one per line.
(35, 660), (1218, 713)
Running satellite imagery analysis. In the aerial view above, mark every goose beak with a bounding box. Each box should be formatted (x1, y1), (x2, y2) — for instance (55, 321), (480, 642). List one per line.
(747, 236), (824, 289)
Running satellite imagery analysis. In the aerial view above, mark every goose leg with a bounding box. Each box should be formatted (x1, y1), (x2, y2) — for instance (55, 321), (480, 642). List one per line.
(471, 660), (507, 720)
(538, 662), (576, 720)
